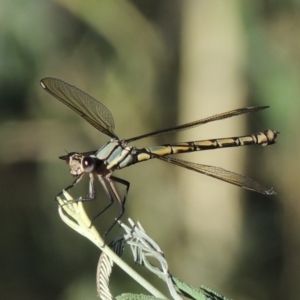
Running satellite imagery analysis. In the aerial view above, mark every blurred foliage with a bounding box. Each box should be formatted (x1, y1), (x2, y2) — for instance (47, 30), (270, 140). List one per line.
(0, 1), (299, 300)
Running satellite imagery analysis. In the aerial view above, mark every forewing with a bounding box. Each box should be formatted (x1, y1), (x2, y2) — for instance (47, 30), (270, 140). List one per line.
(40, 77), (118, 139)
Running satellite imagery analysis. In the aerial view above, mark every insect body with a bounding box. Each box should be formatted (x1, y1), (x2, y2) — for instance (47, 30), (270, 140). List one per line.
(41, 78), (277, 234)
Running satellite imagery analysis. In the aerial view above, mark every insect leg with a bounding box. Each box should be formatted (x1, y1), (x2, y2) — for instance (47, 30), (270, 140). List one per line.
(101, 176), (129, 237)
(111, 176), (130, 206)
(56, 173), (85, 200)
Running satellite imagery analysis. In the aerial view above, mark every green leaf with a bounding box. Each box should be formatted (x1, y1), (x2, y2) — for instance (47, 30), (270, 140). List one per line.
(171, 277), (231, 300)
(171, 277), (206, 300)
(200, 286), (231, 300)
(116, 293), (167, 300)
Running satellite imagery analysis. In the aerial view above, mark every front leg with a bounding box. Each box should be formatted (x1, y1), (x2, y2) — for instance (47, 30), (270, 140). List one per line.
(77, 173), (98, 202)
(56, 173), (85, 201)
(88, 172), (95, 199)
(57, 173), (97, 203)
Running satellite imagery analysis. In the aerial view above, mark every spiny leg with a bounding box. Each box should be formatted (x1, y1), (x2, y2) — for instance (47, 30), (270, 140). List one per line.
(88, 172), (95, 199)
(102, 176), (130, 238)
(67, 173), (97, 203)
(56, 173), (85, 201)
(92, 175), (116, 223)
(91, 176), (130, 237)
(111, 176), (130, 206)
(91, 176), (129, 222)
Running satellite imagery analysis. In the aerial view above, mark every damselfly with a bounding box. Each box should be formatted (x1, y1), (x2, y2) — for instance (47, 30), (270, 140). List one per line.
(41, 78), (277, 233)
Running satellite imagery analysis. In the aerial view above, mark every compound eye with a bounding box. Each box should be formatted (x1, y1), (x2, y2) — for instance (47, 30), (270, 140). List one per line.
(82, 157), (95, 173)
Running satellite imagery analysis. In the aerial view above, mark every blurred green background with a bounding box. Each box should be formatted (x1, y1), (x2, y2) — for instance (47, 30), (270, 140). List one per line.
(1, 1), (299, 299)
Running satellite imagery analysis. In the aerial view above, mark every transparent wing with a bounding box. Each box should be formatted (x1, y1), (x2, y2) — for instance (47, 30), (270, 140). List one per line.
(157, 156), (275, 195)
(40, 77), (118, 139)
(127, 106), (269, 143)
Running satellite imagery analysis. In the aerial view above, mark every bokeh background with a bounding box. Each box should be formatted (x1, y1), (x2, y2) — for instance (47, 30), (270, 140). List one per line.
(1, 1), (299, 299)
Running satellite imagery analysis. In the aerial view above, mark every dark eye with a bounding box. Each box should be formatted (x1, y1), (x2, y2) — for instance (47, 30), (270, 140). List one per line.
(82, 157), (95, 173)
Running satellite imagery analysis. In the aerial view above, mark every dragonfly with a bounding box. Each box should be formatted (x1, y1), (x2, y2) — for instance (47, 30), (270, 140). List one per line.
(40, 77), (277, 234)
